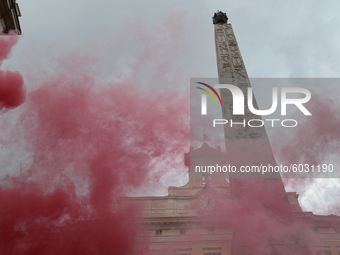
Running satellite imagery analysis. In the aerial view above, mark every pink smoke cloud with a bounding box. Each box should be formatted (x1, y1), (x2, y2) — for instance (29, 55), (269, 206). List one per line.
(0, 33), (26, 112)
(0, 12), (191, 254)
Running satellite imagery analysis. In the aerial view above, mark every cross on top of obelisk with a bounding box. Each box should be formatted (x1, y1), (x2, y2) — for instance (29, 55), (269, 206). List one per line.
(212, 11), (228, 24)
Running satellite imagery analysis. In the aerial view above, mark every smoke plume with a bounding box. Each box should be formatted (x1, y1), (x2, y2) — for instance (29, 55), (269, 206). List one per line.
(0, 33), (26, 112)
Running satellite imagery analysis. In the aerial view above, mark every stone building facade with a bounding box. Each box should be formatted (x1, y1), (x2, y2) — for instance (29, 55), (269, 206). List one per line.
(121, 12), (340, 255)
(120, 141), (340, 255)
(0, 0), (21, 34)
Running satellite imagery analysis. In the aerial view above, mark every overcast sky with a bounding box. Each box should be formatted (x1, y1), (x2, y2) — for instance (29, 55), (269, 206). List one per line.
(5, 0), (339, 78)
(2, 0), (340, 215)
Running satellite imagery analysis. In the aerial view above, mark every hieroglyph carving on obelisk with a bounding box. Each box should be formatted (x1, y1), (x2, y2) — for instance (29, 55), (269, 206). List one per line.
(215, 21), (266, 140)
(213, 11), (278, 176)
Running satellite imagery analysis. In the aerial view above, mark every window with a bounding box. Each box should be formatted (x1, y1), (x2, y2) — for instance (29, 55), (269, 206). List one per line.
(315, 246), (331, 255)
(175, 248), (192, 255)
(204, 247), (221, 255)
(314, 227), (336, 234)
(155, 230), (162, 236)
(318, 228), (336, 234)
(180, 229), (186, 235)
(317, 252), (331, 255)
(149, 250), (160, 254)
(208, 228), (214, 234)
(337, 246), (340, 255)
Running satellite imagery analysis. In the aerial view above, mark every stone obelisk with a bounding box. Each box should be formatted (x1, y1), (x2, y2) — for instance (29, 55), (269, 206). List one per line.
(213, 11), (285, 192)
(213, 11), (301, 255)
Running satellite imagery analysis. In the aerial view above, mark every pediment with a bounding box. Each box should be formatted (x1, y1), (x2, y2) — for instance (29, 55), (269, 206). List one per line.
(185, 142), (227, 167)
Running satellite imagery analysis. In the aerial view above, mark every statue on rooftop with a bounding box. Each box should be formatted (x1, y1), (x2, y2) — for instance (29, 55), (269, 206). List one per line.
(212, 11), (228, 24)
